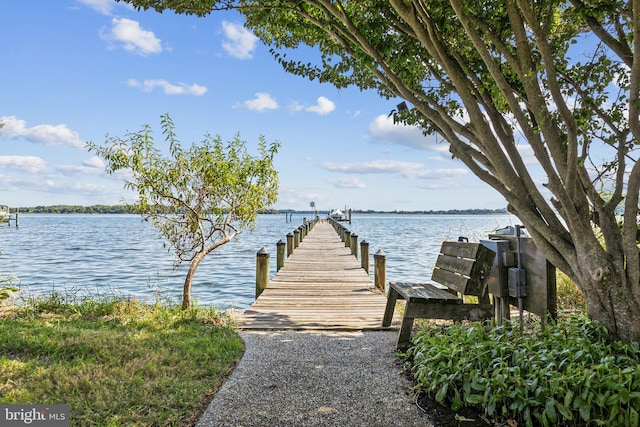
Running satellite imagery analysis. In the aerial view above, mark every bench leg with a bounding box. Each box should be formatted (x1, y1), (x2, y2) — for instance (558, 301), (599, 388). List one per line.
(396, 309), (415, 351)
(382, 287), (399, 327)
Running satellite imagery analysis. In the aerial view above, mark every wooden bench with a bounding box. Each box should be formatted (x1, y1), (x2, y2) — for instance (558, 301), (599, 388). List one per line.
(382, 241), (496, 350)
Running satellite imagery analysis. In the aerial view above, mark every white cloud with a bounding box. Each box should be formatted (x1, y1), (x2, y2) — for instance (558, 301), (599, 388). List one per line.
(128, 79), (207, 96)
(0, 116), (85, 149)
(320, 159), (467, 180)
(57, 156), (106, 175)
(515, 143), (539, 166)
(76, 0), (116, 15)
(369, 114), (444, 151)
(243, 93), (279, 112)
(321, 160), (424, 175)
(83, 156), (105, 169)
(221, 21), (258, 60)
(328, 177), (366, 189)
(102, 18), (162, 56)
(288, 97), (336, 115)
(288, 101), (304, 113)
(408, 168), (468, 180)
(0, 156), (49, 174)
(306, 97), (336, 115)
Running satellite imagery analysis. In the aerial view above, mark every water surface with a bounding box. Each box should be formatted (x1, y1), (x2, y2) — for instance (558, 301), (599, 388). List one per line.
(0, 213), (517, 310)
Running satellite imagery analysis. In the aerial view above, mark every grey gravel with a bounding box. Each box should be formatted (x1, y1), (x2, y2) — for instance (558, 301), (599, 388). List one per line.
(195, 330), (432, 427)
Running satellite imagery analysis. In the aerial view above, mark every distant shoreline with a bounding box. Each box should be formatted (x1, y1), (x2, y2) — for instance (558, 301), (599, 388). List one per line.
(13, 205), (508, 216)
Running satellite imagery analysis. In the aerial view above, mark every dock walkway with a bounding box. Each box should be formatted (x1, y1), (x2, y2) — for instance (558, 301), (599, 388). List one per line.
(195, 222), (431, 426)
(238, 221), (390, 330)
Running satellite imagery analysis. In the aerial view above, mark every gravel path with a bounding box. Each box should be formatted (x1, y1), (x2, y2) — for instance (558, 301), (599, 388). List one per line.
(195, 330), (432, 427)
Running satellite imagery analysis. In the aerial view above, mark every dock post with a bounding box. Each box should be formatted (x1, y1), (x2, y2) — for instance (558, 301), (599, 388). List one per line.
(374, 249), (386, 292)
(287, 232), (294, 256)
(276, 239), (286, 271)
(294, 228), (301, 248)
(15, 209), (18, 227)
(361, 240), (370, 274)
(344, 230), (351, 247)
(256, 247), (270, 298)
(350, 233), (358, 258)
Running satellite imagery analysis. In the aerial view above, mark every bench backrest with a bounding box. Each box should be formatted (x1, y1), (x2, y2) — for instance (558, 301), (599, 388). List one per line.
(431, 242), (496, 296)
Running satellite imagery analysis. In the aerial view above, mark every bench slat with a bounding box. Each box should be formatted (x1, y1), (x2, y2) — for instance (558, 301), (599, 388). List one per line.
(440, 241), (482, 258)
(389, 281), (461, 304)
(433, 243), (496, 295)
(434, 253), (477, 276)
(431, 267), (470, 295)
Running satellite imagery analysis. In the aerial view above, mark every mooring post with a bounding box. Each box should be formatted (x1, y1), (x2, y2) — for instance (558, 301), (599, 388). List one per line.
(350, 233), (358, 258)
(361, 240), (370, 274)
(256, 247), (270, 298)
(287, 232), (294, 256)
(294, 228), (301, 248)
(276, 239), (286, 272)
(374, 249), (386, 292)
(344, 230), (351, 247)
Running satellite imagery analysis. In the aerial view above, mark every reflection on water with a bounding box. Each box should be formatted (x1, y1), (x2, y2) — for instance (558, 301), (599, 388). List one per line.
(0, 213), (517, 310)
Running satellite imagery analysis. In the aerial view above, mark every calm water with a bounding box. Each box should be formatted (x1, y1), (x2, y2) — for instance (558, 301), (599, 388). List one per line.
(0, 213), (517, 310)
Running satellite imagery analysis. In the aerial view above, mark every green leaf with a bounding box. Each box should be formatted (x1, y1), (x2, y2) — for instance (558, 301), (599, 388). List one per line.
(620, 387), (631, 404)
(452, 390), (462, 411)
(544, 398), (558, 423)
(465, 394), (485, 404)
(630, 407), (639, 427)
(579, 401), (591, 422)
(564, 389), (574, 408)
(556, 403), (573, 421)
(435, 383), (448, 403)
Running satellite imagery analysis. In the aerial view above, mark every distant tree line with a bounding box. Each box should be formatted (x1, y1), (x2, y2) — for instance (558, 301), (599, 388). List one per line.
(18, 205), (134, 214)
(16, 205), (507, 215)
(352, 209), (508, 215)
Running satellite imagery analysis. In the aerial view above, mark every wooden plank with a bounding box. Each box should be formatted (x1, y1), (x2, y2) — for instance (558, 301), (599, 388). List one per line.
(389, 281), (461, 304)
(432, 242), (496, 295)
(237, 221), (392, 330)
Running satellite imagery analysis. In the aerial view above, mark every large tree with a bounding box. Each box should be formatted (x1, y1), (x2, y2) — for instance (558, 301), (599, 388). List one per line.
(88, 114), (279, 309)
(121, 0), (640, 342)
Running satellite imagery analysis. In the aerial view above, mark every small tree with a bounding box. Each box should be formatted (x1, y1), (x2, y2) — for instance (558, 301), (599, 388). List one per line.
(88, 114), (279, 309)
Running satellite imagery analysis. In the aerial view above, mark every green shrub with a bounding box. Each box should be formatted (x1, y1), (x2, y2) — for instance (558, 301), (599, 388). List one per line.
(556, 270), (586, 312)
(408, 315), (640, 427)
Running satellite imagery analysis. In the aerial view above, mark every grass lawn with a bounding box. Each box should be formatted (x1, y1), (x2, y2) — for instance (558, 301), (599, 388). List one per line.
(0, 295), (244, 426)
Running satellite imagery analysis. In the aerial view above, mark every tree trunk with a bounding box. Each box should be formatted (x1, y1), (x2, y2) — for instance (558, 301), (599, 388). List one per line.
(181, 250), (207, 310)
(576, 247), (640, 343)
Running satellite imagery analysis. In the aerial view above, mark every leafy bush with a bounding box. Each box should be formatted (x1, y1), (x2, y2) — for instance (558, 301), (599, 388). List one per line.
(408, 315), (640, 427)
(556, 270), (586, 312)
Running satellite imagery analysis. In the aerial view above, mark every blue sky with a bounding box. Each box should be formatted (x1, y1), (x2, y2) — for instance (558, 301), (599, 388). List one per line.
(0, 0), (508, 212)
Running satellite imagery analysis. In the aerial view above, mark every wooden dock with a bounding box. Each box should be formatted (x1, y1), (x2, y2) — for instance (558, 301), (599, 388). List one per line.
(238, 221), (391, 330)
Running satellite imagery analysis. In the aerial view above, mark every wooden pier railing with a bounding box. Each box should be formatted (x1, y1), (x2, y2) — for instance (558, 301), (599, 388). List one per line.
(238, 219), (391, 330)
